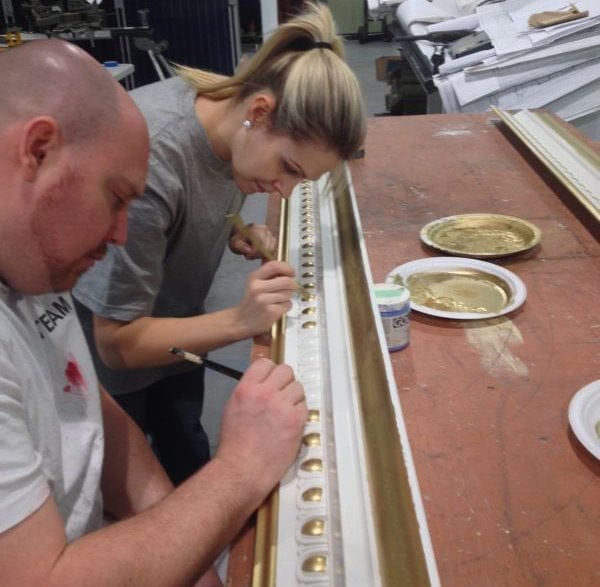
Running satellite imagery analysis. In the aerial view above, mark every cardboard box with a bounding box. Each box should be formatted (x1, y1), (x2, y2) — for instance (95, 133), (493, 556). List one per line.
(375, 55), (403, 81)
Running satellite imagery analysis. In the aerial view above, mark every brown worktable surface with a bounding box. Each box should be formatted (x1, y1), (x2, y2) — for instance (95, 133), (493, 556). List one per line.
(228, 113), (600, 586)
(352, 113), (599, 586)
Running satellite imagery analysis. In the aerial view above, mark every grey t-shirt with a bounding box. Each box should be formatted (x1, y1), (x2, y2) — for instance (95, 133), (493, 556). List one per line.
(74, 77), (244, 394)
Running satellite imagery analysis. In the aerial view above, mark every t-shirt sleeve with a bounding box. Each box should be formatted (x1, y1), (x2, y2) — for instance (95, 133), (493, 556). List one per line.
(0, 350), (50, 533)
(74, 153), (181, 322)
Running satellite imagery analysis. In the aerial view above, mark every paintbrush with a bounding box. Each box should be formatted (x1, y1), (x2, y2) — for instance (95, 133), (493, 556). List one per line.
(226, 213), (312, 297)
(169, 347), (243, 380)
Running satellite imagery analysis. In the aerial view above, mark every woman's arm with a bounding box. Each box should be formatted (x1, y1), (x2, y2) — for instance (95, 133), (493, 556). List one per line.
(95, 260), (296, 370)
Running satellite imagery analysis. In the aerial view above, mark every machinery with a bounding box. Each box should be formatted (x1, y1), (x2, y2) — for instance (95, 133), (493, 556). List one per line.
(20, 0), (105, 35)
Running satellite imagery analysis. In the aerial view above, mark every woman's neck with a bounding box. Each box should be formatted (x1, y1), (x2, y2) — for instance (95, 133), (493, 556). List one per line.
(194, 95), (238, 161)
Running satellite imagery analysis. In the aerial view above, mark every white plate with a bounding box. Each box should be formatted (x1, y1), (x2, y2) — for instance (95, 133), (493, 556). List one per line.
(568, 380), (600, 460)
(385, 257), (527, 319)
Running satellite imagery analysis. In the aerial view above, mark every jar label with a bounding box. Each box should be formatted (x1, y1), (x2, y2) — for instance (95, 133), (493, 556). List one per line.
(380, 309), (410, 351)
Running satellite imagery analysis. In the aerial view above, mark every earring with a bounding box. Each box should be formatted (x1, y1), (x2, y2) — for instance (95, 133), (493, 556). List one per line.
(242, 119), (252, 129)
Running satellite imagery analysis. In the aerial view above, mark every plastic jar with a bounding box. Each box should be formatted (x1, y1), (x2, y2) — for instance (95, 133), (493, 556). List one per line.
(373, 283), (410, 351)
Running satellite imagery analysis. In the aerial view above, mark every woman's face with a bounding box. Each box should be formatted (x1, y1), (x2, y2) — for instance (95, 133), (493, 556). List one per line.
(230, 125), (342, 197)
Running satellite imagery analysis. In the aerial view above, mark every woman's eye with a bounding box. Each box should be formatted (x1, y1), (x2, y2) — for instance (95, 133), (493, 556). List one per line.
(283, 162), (301, 177)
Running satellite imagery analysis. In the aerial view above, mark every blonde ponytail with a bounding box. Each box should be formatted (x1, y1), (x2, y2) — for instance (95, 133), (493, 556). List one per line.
(177, 2), (365, 159)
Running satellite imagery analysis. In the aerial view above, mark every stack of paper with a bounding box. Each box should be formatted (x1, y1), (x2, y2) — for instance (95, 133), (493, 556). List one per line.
(395, 0), (600, 138)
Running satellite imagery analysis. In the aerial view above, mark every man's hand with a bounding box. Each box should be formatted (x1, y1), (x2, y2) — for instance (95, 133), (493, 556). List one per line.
(215, 358), (307, 496)
(229, 223), (276, 260)
(234, 261), (296, 337)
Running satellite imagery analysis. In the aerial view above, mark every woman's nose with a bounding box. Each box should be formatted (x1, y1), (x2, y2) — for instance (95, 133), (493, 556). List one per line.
(272, 177), (302, 198)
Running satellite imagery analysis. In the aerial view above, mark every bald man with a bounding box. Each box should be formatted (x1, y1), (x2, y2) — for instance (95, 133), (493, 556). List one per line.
(0, 40), (307, 586)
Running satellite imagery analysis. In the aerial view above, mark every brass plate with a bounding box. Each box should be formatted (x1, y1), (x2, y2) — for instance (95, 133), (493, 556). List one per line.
(387, 257), (527, 320)
(420, 213), (541, 258)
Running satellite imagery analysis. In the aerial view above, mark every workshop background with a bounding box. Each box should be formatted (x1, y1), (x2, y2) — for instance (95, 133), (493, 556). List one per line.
(3, 0), (597, 453)
(0, 0), (395, 453)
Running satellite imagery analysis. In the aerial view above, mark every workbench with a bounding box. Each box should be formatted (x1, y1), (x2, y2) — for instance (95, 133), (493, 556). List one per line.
(228, 112), (600, 586)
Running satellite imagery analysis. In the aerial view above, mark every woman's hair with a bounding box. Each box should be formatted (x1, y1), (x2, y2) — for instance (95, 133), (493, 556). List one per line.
(177, 2), (366, 160)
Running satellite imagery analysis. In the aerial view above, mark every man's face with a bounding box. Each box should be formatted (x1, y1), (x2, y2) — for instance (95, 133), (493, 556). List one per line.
(29, 122), (148, 292)
(230, 128), (342, 197)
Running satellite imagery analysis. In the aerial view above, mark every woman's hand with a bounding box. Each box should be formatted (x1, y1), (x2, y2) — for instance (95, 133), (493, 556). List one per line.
(229, 223), (276, 260)
(234, 261), (295, 336)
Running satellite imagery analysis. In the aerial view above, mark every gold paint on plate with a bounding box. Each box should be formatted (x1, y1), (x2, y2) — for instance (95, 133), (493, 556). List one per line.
(302, 307), (316, 315)
(302, 487), (323, 502)
(406, 270), (512, 314)
(301, 458), (323, 472)
(302, 261), (315, 268)
(301, 293), (316, 302)
(302, 519), (325, 536)
(421, 213), (541, 258)
(302, 555), (327, 573)
(302, 272), (315, 278)
(302, 321), (317, 329)
(302, 282), (316, 289)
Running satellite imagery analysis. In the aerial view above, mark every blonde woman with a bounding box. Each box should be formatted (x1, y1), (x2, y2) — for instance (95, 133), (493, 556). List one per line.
(74, 2), (366, 487)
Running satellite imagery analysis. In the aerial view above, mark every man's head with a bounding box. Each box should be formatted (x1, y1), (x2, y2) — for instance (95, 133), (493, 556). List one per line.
(0, 39), (149, 294)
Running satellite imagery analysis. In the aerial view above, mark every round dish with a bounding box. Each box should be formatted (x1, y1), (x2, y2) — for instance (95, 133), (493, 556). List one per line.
(385, 257), (527, 319)
(568, 379), (600, 460)
(420, 213), (541, 258)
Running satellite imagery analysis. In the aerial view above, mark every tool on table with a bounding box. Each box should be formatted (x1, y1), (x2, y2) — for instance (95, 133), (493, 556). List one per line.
(447, 30), (493, 59)
(169, 347), (243, 380)
(528, 5), (588, 28)
(226, 213), (312, 297)
(394, 30), (477, 43)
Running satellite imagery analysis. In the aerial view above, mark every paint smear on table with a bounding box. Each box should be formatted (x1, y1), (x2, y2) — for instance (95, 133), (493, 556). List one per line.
(434, 130), (473, 137)
(465, 317), (528, 377)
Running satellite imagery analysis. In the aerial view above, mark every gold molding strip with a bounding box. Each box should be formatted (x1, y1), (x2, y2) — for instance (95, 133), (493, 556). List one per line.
(252, 197), (289, 587)
(252, 172), (437, 585)
(492, 106), (600, 223)
(333, 172), (432, 586)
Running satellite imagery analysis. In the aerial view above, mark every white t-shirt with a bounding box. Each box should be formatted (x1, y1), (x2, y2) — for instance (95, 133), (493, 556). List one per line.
(0, 285), (104, 541)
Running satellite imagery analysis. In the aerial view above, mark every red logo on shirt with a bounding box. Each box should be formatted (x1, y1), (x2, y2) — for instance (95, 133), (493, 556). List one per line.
(64, 354), (87, 396)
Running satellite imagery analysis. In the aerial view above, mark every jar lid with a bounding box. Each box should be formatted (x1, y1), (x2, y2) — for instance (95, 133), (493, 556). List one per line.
(373, 282), (410, 306)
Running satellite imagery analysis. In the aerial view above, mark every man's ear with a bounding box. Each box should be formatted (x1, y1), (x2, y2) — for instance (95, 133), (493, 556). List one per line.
(20, 116), (60, 182)
(246, 92), (276, 127)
